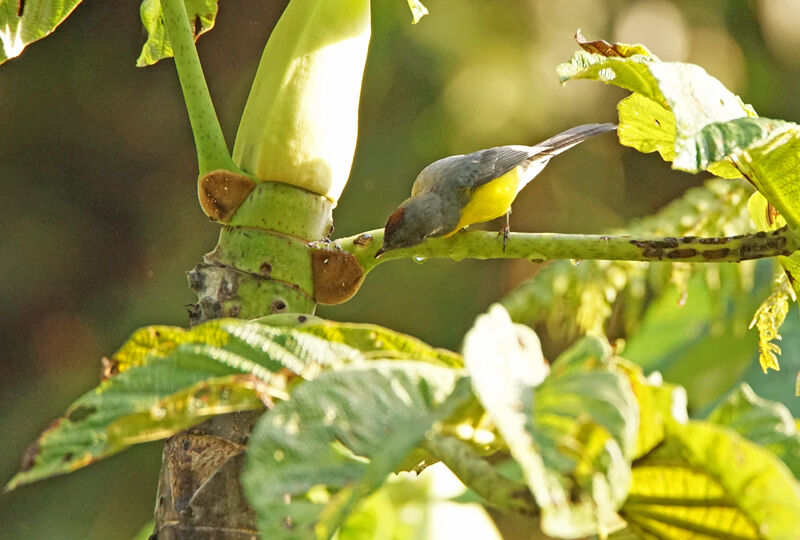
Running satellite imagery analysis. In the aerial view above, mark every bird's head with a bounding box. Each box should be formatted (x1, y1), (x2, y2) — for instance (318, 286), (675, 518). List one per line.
(375, 194), (444, 257)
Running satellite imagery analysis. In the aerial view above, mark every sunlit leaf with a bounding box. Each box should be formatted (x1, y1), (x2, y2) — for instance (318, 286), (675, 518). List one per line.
(749, 273), (795, 372)
(464, 305), (637, 538)
(406, 0), (428, 24)
(0, 0), (83, 65)
(734, 122), (800, 237)
(242, 362), (472, 540)
(708, 383), (800, 478)
(617, 93), (676, 162)
(136, 0), (219, 67)
(559, 37), (756, 179)
(618, 421), (800, 539)
(615, 363), (687, 460)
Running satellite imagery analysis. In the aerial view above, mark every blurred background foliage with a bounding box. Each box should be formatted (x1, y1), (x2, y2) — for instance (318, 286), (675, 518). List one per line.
(2, 0), (800, 538)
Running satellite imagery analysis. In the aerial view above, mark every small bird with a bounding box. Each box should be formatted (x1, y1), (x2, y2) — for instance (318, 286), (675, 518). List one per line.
(375, 123), (616, 256)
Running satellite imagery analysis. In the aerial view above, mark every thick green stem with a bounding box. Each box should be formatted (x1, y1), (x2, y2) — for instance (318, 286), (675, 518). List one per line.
(423, 436), (537, 516)
(336, 226), (798, 275)
(161, 0), (240, 175)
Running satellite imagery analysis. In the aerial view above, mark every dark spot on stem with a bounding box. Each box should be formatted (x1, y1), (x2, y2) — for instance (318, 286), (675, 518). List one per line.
(667, 248), (698, 259)
(297, 315), (307, 323)
(701, 248), (730, 260)
(62, 452), (74, 463)
(17, 0), (25, 16)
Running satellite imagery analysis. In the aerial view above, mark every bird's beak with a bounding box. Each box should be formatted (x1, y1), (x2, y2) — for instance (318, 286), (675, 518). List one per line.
(374, 246), (386, 258)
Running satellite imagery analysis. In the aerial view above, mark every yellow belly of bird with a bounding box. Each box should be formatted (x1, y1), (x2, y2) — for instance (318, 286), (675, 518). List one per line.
(446, 167), (520, 236)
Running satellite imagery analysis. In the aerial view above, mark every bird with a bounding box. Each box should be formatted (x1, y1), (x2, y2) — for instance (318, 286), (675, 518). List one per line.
(375, 123), (616, 257)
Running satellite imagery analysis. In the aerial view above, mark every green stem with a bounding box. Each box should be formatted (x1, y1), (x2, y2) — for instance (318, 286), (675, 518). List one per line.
(423, 436), (537, 516)
(161, 0), (241, 175)
(336, 226), (798, 275)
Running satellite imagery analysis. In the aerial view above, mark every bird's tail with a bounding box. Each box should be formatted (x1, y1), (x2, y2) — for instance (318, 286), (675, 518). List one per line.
(531, 123), (617, 157)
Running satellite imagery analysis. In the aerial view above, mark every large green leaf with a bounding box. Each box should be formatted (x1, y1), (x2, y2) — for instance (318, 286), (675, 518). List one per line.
(622, 266), (769, 410)
(558, 45), (754, 175)
(242, 361), (472, 540)
(464, 305), (638, 538)
(0, 0), (83, 65)
(7, 316), (459, 490)
(708, 383), (800, 479)
(617, 421), (800, 539)
(137, 0), (219, 67)
(561, 35), (800, 303)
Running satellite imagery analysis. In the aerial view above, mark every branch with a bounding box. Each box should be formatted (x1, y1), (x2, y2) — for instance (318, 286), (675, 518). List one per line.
(336, 226), (798, 275)
(423, 436), (537, 516)
(161, 0), (241, 175)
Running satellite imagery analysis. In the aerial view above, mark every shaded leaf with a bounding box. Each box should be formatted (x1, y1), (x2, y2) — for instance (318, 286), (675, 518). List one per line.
(708, 383), (800, 479)
(242, 361), (472, 540)
(137, 0), (219, 67)
(618, 421), (800, 539)
(9, 317), (459, 490)
(464, 305), (637, 538)
(0, 0), (83, 65)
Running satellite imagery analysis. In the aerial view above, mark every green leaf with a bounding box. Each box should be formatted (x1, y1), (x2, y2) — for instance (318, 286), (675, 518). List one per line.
(559, 39), (755, 179)
(618, 421), (800, 539)
(689, 117), (793, 174)
(137, 0), (219, 67)
(708, 383), (800, 479)
(8, 317), (459, 490)
(617, 93), (676, 162)
(464, 305), (638, 538)
(733, 122), (800, 237)
(0, 0), (83, 65)
(242, 361), (472, 540)
(615, 362), (688, 460)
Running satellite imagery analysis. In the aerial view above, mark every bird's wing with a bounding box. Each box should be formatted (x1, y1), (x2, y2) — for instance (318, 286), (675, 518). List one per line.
(411, 146), (531, 196)
(411, 123), (616, 195)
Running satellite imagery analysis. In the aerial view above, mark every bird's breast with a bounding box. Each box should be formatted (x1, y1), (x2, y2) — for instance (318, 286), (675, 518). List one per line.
(450, 167), (521, 233)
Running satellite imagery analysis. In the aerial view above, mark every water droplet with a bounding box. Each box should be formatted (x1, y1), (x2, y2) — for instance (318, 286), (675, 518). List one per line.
(677, 290), (688, 307)
(414, 255), (427, 264)
(570, 259), (583, 266)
